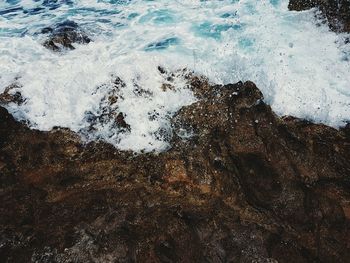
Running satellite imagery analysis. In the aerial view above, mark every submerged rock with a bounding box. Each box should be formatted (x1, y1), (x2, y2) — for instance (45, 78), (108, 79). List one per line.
(42, 20), (91, 52)
(289, 0), (350, 32)
(82, 77), (130, 142)
(0, 80), (350, 262)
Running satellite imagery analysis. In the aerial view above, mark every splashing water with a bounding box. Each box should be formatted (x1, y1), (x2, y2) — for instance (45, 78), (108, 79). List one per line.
(0, 0), (349, 152)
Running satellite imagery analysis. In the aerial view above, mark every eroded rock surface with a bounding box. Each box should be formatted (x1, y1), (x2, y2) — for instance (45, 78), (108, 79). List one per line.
(0, 83), (24, 106)
(42, 20), (91, 52)
(289, 0), (350, 32)
(1, 80), (350, 262)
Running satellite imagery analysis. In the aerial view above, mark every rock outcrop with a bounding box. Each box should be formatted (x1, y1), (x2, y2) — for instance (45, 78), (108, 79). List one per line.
(41, 20), (91, 52)
(1, 80), (350, 262)
(289, 0), (350, 32)
(0, 83), (24, 106)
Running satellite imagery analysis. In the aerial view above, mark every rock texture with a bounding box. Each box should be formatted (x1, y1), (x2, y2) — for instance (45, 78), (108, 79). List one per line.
(42, 20), (91, 52)
(289, 0), (350, 32)
(1, 80), (350, 262)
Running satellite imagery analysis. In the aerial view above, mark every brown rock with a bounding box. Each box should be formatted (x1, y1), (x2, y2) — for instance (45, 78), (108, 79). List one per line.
(1, 80), (350, 262)
(0, 84), (24, 105)
(42, 20), (91, 52)
(289, 0), (350, 32)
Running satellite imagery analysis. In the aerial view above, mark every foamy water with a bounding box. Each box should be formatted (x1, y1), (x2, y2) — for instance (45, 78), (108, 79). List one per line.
(0, 0), (349, 152)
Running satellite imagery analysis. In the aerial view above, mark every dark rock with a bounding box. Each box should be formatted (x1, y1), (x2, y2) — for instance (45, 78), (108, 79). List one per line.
(289, 0), (350, 32)
(0, 84), (25, 105)
(1, 79), (350, 262)
(81, 78), (130, 142)
(42, 20), (91, 52)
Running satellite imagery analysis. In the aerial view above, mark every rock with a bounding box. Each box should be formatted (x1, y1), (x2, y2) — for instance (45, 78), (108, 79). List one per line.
(289, 0), (350, 32)
(42, 20), (91, 52)
(0, 83), (25, 105)
(81, 77), (130, 143)
(1, 80), (350, 262)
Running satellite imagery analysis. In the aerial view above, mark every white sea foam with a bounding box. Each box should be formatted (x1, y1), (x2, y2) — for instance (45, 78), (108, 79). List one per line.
(0, 0), (349, 152)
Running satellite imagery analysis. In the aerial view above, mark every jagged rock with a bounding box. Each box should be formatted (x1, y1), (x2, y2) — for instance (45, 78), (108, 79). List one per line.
(1, 80), (350, 262)
(81, 77), (130, 143)
(289, 0), (350, 32)
(0, 84), (25, 105)
(42, 20), (91, 52)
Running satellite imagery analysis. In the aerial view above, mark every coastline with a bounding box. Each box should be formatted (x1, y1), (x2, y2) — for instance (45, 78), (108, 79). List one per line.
(1, 80), (350, 262)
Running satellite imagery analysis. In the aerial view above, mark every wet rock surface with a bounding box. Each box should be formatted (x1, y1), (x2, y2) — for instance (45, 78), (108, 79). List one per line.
(0, 83), (25, 106)
(81, 77), (130, 143)
(42, 20), (91, 52)
(289, 0), (350, 32)
(1, 80), (350, 262)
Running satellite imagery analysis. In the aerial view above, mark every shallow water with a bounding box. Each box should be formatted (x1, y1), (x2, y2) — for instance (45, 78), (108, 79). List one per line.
(0, 0), (349, 152)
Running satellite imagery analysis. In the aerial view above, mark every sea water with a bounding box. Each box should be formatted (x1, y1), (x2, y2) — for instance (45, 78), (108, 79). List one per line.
(0, 0), (349, 152)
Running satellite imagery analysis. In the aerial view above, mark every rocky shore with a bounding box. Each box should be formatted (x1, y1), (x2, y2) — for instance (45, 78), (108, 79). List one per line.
(1, 78), (350, 262)
(1, 1), (350, 262)
(289, 0), (350, 32)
